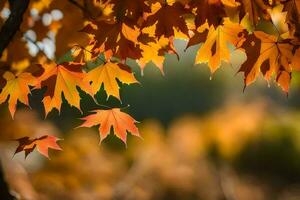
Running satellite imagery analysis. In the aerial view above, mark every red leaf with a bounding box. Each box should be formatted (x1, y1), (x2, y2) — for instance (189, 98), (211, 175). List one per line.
(15, 135), (62, 159)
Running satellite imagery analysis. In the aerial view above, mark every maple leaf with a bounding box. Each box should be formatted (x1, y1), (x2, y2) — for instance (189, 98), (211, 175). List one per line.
(2, 0), (300, 153)
(239, 31), (294, 92)
(186, 23), (210, 49)
(142, 2), (189, 38)
(138, 36), (177, 73)
(14, 135), (62, 158)
(79, 108), (140, 144)
(190, 0), (232, 27)
(71, 43), (96, 63)
(105, 0), (152, 22)
(195, 19), (245, 72)
(82, 20), (142, 60)
(36, 60), (92, 116)
(0, 71), (37, 118)
(84, 62), (138, 100)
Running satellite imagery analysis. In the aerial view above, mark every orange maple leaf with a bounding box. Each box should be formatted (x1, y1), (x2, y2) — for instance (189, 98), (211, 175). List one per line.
(239, 31), (294, 93)
(0, 71), (37, 118)
(14, 135), (62, 158)
(79, 108), (140, 144)
(36, 61), (93, 116)
(138, 36), (177, 73)
(195, 19), (245, 73)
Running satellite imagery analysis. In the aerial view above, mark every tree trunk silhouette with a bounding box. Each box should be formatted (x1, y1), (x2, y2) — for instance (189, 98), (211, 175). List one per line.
(0, 0), (30, 58)
(0, 161), (14, 200)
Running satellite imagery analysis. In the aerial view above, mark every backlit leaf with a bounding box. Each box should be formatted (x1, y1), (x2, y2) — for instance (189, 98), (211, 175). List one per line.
(15, 135), (62, 158)
(0, 72), (37, 118)
(84, 62), (138, 100)
(79, 108), (140, 144)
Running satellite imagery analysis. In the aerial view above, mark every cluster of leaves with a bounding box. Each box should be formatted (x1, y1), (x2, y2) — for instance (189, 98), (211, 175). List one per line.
(1, 0), (300, 157)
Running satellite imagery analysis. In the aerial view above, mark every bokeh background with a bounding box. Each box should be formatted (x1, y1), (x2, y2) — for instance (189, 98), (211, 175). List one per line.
(1, 38), (300, 200)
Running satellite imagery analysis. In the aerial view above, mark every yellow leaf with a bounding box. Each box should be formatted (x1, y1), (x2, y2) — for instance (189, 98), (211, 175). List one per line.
(79, 108), (140, 144)
(195, 18), (244, 73)
(85, 62), (138, 100)
(0, 72), (37, 118)
(138, 37), (170, 73)
(121, 23), (140, 44)
(267, 4), (290, 38)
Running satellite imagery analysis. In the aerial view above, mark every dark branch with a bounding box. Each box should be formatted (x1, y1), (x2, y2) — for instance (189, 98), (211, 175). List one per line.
(0, 0), (30, 58)
(68, 0), (86, 11)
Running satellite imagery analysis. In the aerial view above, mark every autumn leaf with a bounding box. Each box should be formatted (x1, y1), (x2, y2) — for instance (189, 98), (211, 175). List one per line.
(2, 0), (300, 152)
(186, 23), (210, 49)
(138, 36), (176, 73)
(237, 33), (261, 86)
(105, 0), (152, 22)
(85, 62), (138, 100)
(0, 71), (37, 118)
(71, 43), (96, 63)
(36, 60), (92, 116)
(138, 24), (178, 73)
(268, 4), (290, 38)
(238, 4), (295, 92)
(79, 108), (140, 144)
(142, 2), (189, 38)
(195, 19), (245, 72)
(190, 0), (226, 27)
(14, 135), (62, 158)
(239, 31), (294, 92)
(82, 20), (142, 60)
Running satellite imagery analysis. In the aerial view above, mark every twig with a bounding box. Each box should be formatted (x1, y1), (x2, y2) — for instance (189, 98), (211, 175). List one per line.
(23, 34), (49, 58)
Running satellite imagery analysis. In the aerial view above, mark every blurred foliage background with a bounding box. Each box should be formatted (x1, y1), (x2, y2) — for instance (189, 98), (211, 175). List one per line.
(1, 39), (300, 200)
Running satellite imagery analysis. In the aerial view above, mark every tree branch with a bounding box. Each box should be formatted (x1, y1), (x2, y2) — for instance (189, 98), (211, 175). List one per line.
(0, 0), (30, 58)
